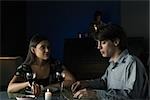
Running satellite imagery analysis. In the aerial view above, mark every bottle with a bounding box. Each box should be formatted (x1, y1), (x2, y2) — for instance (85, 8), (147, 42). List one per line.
(79, 33), (82, 38)
(45, 89), (52, 100)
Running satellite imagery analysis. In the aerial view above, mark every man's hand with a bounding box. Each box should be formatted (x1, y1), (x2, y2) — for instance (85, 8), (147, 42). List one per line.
(73, 88), (97, 99)
(71, 80), (90, 94)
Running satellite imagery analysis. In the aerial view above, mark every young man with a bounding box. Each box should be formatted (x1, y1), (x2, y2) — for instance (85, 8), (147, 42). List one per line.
(71, 24), (148, 99)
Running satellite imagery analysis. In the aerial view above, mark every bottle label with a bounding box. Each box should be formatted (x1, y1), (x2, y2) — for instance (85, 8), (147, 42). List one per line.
(45, 89), (52, 100)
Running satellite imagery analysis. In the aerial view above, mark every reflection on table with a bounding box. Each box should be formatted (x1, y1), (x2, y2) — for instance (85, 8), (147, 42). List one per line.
(0, 88), (75, 100)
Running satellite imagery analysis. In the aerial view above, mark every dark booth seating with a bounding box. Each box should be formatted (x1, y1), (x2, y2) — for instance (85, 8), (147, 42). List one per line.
(0, 56), (23, 91)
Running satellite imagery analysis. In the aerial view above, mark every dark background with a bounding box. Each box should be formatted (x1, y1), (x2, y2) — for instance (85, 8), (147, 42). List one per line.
(1, 1), (148, 61)
(0, 0), (149, 90)
(1, 0), (149, 75)
(1, 1), (121, 60)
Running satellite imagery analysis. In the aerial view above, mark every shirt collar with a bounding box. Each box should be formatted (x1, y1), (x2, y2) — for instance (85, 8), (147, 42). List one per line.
(109, 49), (129, 64)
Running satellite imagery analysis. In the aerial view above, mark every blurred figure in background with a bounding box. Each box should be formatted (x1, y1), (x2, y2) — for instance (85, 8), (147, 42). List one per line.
(88, 10), (106, 39)
(7, 34), (75, 96)
(71, 24), (148, 100)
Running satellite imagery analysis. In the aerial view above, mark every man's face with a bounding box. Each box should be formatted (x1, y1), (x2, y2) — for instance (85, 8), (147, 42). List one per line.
(97, 40), (116, 58)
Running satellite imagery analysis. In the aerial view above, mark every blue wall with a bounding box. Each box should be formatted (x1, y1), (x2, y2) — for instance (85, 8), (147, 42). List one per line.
(27, 1), (121, 61)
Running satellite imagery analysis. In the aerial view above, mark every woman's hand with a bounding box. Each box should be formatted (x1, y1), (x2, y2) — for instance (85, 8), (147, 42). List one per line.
(31, 83), (41, 96)
(73, 88), (97, 99)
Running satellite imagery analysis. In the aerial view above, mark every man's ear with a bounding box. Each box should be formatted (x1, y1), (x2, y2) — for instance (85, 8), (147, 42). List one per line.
(114, 38), (120, 46)
(31, 47), (35, 54)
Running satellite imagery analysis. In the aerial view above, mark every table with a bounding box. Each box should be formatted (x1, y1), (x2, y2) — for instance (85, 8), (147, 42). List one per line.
(0, 89), (75, 100)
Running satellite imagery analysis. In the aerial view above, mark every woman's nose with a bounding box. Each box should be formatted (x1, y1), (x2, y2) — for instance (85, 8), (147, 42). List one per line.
(45, 47), (49, 52)
(97, 45), (100, 49)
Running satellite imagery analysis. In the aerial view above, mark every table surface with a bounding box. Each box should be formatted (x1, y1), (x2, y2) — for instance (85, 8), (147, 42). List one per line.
(0, 89), (75, 100)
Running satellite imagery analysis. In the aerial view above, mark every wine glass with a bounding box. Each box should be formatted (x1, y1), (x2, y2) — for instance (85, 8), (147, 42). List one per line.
(32, 73), (36, 80)
(26, 72), (36, 82)
(56, 72), (65, 92)
(26, 72), (36, 94)
(60, 73), (65, 92)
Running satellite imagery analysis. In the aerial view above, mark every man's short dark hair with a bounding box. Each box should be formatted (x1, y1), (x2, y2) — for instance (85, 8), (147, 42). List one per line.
(95, 24), (127, 51)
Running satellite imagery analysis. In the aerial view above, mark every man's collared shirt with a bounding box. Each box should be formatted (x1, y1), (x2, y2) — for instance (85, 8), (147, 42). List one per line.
(89, 49), (148, 99)
(101, 49), (148, 98)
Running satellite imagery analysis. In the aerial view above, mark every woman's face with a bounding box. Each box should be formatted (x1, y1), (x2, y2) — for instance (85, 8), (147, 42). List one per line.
(32, 40), (50, 60)
(97, 40), (116, 58)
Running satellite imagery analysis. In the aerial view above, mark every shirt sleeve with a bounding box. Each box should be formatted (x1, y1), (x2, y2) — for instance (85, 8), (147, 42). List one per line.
(86, 66), (109, 90)
(15, 64), (32, 78)
(125, 60), (136, 92)
(108, 57), (148, 99)
(95, 89), (128, 100)
(126, 57), (148, 98)
(101, 68), (108, 83)
(86, 78), (107, 90)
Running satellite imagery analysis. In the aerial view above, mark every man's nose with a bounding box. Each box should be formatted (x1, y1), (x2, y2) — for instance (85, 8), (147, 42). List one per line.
(97, 45), (100, 49)
(97, 41), (101, 49)
(97, 45), (102, 49)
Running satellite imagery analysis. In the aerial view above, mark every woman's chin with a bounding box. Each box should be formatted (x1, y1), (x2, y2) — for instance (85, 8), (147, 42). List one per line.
(102, 54), (107, 57)
(43, 57), (49, 60)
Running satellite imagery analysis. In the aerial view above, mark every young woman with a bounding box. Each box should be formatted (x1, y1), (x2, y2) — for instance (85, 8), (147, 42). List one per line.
(7, 34), (75, 96)
(71, 24), (148, 99)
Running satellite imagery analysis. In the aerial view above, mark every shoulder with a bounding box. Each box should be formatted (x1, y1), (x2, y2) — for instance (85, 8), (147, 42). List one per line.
(125, 54), (135, 63)
(17, 64), (32, 71)
(16, 64), (32, 76)
(124, 54), (145, 70)
(125, 54), (143, 65)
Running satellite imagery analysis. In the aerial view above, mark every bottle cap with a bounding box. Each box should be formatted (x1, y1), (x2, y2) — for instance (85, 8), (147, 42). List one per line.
(47, 89), (50, 92)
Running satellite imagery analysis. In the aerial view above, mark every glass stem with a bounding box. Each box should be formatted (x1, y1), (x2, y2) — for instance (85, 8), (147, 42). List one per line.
(60, 81), (64, 92)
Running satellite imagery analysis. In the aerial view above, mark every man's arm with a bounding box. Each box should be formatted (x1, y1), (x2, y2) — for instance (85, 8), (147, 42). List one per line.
(86, 78), (107, 90)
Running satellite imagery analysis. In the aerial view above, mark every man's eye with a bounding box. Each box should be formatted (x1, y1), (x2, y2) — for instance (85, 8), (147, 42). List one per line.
(101, 41), (106, 44)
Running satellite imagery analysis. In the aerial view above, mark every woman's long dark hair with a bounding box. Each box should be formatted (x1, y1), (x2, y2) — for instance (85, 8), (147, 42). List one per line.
(23, 34), (51, 65)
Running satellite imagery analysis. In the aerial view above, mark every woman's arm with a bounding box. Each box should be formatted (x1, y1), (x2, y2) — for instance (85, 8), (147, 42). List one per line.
(62, 68), (76, 88)
(7, 75), (30, 93)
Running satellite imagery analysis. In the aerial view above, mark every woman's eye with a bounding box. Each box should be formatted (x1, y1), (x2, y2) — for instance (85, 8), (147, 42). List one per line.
(40, 46), (45, 49)
(40, 45), (50, 50)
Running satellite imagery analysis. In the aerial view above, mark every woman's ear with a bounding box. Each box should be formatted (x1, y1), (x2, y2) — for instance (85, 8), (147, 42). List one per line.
(31, 47), (35, 54)
(114, 38), (120, 46)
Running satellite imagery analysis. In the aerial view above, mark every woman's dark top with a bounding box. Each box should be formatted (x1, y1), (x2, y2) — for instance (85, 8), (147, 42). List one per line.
(15, 59), (63, 87)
